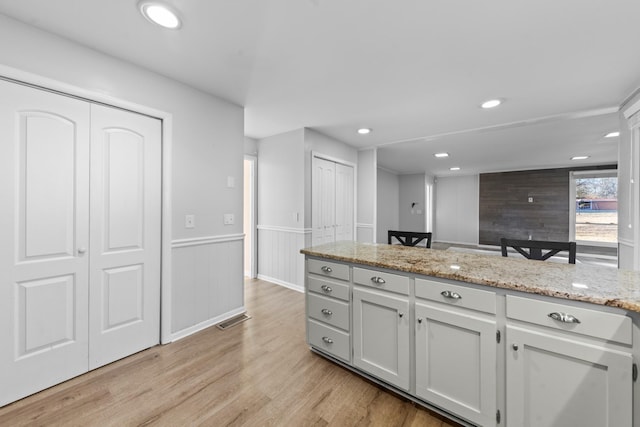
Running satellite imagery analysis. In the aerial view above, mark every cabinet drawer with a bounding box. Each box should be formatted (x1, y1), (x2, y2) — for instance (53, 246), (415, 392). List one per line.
(307, 319), (350, 362)
(353, 267), (409, 295)
(415, 278), (496, 314)
(506, 295), (632, 345)
(307, 259), (350, 281)
(307, 276), (349, 301)
(308, 293), (349, 331)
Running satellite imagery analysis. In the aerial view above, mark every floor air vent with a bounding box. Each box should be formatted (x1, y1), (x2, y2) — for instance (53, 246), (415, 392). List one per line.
(216, 314), (251, 330)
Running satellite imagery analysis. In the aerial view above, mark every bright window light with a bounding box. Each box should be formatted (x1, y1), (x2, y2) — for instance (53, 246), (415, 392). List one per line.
(605, 131), (620, 138)
(140, 2), (181, 29)
(450, 167), (461, 171)
(434, 152), (449, 158)
(571, 156), (590, 160)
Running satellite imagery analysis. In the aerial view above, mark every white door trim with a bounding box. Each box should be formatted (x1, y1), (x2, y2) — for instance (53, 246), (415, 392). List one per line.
(0, 63), (174, 345)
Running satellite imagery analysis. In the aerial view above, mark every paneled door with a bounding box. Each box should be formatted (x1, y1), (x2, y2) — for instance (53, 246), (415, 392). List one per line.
(0, 80), (91, 406)
(0, 80), (161, 406)
(88, 104), (161, 369)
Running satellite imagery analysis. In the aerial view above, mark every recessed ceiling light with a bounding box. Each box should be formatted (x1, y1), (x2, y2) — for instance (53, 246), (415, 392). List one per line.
(450, 167), (461, 171)
(481, 99), (502, 109)
(139, 1), (182, 29)
(571, 156), (590, 160)
(434, 152), (449, 158)
(357, 128), (371, 135)
(605, 131), (620, 138)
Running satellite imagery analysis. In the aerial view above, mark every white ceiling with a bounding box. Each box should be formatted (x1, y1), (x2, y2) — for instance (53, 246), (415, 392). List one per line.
(1, 0), (639, 175)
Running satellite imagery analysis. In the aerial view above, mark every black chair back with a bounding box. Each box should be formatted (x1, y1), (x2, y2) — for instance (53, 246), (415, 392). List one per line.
(500, 238), (576, 264)
(388, 230), (432, 248)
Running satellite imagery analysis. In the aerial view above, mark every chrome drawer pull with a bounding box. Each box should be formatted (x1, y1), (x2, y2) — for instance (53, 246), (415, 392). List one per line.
(320, 266), (332, 273)
(320, 285), (332, 293)
(398, 312), (404, 318)
(321, 308), (333, 316)
(371, 276), (386, 284)
(548, 312), (581, 324)
(441, 290), (462, 299)
(322, 336), (333, 344)
(417, 318), (423, 324)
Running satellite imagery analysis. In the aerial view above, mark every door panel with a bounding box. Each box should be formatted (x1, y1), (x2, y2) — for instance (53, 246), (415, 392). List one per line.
(335, 163), (354, 241)
(0, 80), (90, 406)
(89, 104), (161, 370)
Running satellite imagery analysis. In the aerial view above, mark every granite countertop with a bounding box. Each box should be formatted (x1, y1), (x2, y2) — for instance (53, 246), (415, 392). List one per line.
(301, 241), (640, 314)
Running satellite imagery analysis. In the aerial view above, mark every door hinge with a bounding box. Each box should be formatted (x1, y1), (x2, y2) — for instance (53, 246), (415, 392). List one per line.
(496, 409), (501, 424)
(496, 330), (501, 344)
(633, 363), (638, 382)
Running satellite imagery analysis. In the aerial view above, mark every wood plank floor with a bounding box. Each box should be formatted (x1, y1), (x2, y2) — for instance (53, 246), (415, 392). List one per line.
(0, 279), (460, 427)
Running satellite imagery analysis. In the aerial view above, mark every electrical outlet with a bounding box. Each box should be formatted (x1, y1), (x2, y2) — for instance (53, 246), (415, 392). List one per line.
(185, 214), (195, 229)
(528, 197), (534, 203)
(223, 213), (235, 225)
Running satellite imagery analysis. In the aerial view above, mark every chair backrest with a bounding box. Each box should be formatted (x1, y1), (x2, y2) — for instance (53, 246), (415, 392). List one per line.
(388, 230), (432, 248)
(500, 238), (576, 264)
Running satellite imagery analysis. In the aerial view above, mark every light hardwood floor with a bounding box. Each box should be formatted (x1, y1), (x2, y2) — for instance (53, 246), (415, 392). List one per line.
(0, 279), (459, 427)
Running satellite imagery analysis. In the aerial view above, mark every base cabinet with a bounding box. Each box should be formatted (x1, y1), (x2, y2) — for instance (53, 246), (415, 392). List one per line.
(352, 286), (410, 391)
(506, 325), (632, 427)
(415, 302), (497, 427)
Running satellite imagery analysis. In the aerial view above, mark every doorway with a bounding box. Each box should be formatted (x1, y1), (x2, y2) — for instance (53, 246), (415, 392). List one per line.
(244, 156), (257, 278)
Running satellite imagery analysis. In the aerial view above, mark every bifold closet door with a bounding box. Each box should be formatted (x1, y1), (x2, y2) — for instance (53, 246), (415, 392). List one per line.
(0, 80), (161, 406)
(88, 104), (161, 370)
(0, 80), (91, 406)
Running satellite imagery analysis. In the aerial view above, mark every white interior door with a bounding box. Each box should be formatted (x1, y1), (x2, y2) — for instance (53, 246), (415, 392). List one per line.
(335, 163), (354, 241)
(312, 157), (336, 245)
(0, 80), (91, 406)
(88, 104), (161, 369)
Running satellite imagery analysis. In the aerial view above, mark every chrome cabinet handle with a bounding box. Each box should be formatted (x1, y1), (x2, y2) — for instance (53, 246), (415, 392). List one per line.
(322, 336), (333, 344)
(398, 312), (404, 318)
(78, 247), (87, 254)
(371, 276), (386, 284)
(320, 266), (332, 273)
(320, 285), (332, 293)
(548, 312), (581, 324)
(441, 290), (462, 299)
(417, 318), (423, 324)
(321, 308), (332, 316)
(513, 343), (519, 351)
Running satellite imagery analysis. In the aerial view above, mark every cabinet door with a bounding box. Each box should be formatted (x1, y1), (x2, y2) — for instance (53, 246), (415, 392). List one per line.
(506, 325), (632, 427)
(415, 302), (497, 427)
(352, 287), (410, 390)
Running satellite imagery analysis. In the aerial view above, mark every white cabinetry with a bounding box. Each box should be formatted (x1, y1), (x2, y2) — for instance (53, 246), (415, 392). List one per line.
(415, 279), (497, 427)
(506, 295), (633, 427)
(305, 259), (351, 362)
(352, 267), (410, 391)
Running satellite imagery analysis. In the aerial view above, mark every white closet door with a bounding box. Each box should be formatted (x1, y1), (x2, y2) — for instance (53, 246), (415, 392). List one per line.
(88, 104), (161, 369)
(0, 80), (91, 406)
(312, 157), (336, 245)
(335, 163), (354, 241)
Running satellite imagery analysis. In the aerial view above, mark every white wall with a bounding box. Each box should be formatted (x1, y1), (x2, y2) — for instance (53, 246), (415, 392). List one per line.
(0, 15), (245, 341)
(377, 168), (400, 243)
(434, 175), (479, 245)
(399, 174), (426, 232)
(357, 149), (377, 242)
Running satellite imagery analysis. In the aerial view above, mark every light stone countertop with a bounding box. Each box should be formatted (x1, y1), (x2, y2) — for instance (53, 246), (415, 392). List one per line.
(301, 241), (640, 314)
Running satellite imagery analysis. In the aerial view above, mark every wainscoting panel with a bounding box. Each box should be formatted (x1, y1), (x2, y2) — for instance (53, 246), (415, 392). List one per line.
(357, 223), (374, 243)
(257, 226), (311, 292)
(171, 235), (244, 340)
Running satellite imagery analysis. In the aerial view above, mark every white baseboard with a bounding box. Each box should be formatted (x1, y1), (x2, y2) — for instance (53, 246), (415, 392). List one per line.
(257, 274), (304, 293)
(167, 306), (246, 343)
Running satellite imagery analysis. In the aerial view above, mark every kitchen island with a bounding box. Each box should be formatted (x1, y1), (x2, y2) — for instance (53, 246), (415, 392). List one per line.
(301, 241), (640, 427)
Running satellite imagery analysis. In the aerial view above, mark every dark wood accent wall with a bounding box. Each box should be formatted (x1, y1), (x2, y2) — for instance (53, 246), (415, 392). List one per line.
(479, 165), (616, 246)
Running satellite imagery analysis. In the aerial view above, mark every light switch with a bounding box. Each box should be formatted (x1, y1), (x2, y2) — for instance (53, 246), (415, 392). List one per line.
(223, 213), (235, 225)
(185, 214), (195, 229)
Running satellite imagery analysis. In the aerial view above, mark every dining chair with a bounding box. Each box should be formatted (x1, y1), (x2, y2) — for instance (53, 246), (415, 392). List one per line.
(388, 230), (432, 248)
(500, 238), (577, 264)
